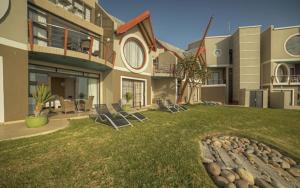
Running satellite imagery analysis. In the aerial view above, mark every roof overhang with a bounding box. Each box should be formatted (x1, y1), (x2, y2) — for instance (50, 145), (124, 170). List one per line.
(116, 11), (157, 51)
(156, 40), (183, 60)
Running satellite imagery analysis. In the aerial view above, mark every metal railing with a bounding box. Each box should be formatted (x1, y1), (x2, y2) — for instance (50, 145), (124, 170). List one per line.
(275, 75), (300, 83)
(28, 19), (115, 65)
(153, 62), (176, 77)
(206, 79), (225, 85)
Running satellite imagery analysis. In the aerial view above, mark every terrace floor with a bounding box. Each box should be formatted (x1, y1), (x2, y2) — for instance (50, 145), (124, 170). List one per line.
(0, 105), (299, 187)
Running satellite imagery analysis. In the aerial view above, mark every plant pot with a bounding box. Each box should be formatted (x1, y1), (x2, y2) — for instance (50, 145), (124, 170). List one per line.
(25, 115), (48, 128)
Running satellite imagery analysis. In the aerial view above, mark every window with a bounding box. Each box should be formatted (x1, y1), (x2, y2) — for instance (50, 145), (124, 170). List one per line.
(276, 64), (289, 83)
(207, 72), (221, 85)
(285, 34), (300, 56)
(214, 49), (222, 57)
(85, 7), (91, 21)
(29, 9), (48, 46)
(123, 39), (145, 69)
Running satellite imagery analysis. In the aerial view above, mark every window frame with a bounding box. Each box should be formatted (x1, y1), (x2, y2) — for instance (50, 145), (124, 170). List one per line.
(123, 37), (146, 70)
(284, 33), (300, 57)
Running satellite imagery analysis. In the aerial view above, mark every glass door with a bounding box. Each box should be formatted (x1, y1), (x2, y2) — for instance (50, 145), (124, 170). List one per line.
(122, 79), (145, 108)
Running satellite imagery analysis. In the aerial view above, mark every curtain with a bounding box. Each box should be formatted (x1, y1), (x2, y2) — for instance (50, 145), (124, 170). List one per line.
(124, 40), (144, 68)
(88, 78), (98, 106)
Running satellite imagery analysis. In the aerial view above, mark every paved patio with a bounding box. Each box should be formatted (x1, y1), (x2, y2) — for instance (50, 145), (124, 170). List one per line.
(0, 112), (90, 142)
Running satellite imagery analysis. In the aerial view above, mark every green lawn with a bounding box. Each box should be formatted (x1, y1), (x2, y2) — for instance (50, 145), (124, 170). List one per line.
(1, 105), (300, 187)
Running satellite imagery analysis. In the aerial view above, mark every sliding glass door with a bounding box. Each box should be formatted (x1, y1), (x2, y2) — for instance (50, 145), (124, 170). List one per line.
(122, 78), (145, 108)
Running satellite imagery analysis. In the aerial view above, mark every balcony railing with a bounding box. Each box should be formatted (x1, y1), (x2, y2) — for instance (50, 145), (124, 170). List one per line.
(153, 62), (176, 77)
(206, 79), (225, 85)
(275, 75), (300, 84)
(28, 19), (115, 65)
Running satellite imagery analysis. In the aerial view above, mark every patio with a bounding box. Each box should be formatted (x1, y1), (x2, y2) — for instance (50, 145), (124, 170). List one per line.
(0, 111), (90, 141)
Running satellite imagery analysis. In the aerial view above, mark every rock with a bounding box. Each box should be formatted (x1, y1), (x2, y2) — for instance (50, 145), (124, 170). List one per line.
(283, 157), (296, 166)
(288, 167), (300, 177)
(221, 170), (236, 182)
(213, 140), (222, 148)
(255, 178), (273, 188)
(213, 176), (229, 187)
(269, 161), (281, 168)
(207, 162), (221, 176)
(236, 168), (254, 185)
(235, 180), (249, 188)
(270, 178), (285, 188)
(249, 186), (258, 188)
(280, 161), (290, 169)
(271, 149), (282, 157)
(271, 156), (282, 163)
(225, 183), (236, 188)
(245, 149), (254, 154)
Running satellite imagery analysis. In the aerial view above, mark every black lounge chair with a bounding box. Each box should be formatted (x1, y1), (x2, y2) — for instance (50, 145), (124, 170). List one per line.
(157, 99), (179, 113)
(112, 103), (148, 122)
(94, 104), (133, 130)
(166, 99), (188, 111)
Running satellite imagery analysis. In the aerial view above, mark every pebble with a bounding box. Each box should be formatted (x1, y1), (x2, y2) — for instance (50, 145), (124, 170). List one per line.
(236, 168), (254, 185)
(235, 179), (249, 188)
(214, 176), (229, 187)
(288, 167), (300, 177)
(221, 170), (236, 182)
(225, 183), (236, 188)
(207, 162), (221, 176)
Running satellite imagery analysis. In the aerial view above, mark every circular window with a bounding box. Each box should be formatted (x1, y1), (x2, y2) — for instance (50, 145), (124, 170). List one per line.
(214, 49), (222, 57)
(275, 64), (289, 83)
(0, 0), (10, 20)
(123, 38), (145, 69)
(120, 34), (149, 73)
(285, 34), (300, 56)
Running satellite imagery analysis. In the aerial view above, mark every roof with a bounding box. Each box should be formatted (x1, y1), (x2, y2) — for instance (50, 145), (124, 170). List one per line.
(156, 39), (185, 59)
(116, 11), (157, 51)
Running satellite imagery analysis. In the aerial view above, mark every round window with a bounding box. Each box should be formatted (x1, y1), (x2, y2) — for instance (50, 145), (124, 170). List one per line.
(214, 49), (222, 57)
(285, 34), (300, 56)
(276, 64), (289, 83)
(123, 38), (145, 69)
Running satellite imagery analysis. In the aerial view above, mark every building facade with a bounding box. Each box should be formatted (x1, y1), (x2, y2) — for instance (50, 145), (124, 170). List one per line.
(188, 25), (300, 109)
(0, 0), (299, 123)
(0, 0), (188, 124)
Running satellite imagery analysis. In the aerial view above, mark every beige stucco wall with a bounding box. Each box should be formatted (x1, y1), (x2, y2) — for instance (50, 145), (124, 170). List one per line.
(102, 69), (152, 107)
(152, 78), (177, 103)
(201, 86), (226, 103)
(0, 0), (28, 44)
(271, 27), (300, 60)
(0, 45), (28, 122)
(205, 36), (231, 66)
(270, 91), (291, 108)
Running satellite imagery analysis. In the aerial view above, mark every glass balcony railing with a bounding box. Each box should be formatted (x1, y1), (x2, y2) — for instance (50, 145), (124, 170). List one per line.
(153, 62), (176, 77)
(28, 19), (116, 65)
(276, 75), (300, 83)
(206, 79), (225, 85)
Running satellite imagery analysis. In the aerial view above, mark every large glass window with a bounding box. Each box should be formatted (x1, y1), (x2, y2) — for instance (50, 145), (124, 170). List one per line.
(29, 9), (48, 46)
(123, 39), (145, 69)
(285, 34), (300, 56)
(122, 79), (145, 107)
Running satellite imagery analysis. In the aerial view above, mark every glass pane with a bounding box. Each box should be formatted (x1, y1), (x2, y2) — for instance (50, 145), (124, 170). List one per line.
(124, 40), (144, 69)
(286, 35), (300, 56)
(76, 77), (88, 99)
(88, 78), (99, 106)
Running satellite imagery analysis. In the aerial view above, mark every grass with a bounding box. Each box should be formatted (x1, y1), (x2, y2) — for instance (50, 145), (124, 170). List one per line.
(0, 105), (300, 187)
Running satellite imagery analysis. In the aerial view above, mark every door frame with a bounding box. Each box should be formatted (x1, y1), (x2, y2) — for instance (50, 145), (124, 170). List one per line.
(120, 76), (147, 106)
(0, 57), (4, 122)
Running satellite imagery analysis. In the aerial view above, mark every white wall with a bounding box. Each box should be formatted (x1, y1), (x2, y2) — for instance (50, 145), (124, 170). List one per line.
(0, 57), (4, 122)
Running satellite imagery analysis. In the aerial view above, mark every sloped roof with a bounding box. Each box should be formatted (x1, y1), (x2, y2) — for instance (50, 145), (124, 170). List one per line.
(116, 11), (157, 51)
(156, 39), (185, 59)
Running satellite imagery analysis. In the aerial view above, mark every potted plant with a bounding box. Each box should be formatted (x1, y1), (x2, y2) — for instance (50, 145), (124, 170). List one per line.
(26, 84), (54, 128)
(122, 92), (133, 111)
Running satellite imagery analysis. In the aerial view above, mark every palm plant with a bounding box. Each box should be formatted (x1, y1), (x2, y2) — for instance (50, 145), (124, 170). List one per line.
(32, 84), (54, 117)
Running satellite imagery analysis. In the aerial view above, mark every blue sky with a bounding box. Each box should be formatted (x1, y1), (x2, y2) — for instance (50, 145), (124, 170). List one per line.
(100, 0), (300, 49)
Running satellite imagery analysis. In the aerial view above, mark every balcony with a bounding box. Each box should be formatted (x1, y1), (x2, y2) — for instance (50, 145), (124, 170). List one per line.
(28, 19), (115, 68)
(274, 75), (300, 85)
(153, 62), (176, 77)
(206, 79), (226, 85)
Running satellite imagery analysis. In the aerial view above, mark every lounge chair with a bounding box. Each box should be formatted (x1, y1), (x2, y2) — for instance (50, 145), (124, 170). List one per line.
(157, 99), (179, 113)
(166, 99), (188, 111)
(59, 97), (76, 114)
(112, 103), (148, 122)
(94, 104), (133, 130)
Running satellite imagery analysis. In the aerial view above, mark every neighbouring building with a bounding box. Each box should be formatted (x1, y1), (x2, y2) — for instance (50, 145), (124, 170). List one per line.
(188, 25), (300, 109)
(0, 0), (299, 124)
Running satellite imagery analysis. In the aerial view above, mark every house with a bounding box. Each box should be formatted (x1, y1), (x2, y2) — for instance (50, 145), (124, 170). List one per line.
(187, 25), (300, 108)
(0, 0), (192, 124)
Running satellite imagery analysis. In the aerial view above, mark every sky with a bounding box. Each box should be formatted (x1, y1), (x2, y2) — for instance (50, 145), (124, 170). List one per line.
(100, 0), (300, 49)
